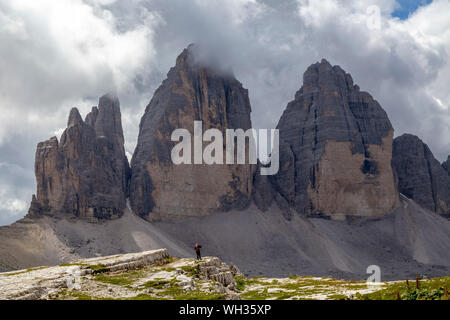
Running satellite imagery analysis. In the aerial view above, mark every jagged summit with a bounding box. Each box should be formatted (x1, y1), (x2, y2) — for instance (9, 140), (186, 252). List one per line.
(174, 43), (196, 66)
(130, 45), (254, 221)
(265, 59), (399, 218)
(171, 43), (236, 78)
(84, 106), (98, 126)
(301, 59), (359, 94)
(28, 95), (130, 220)
(100, 92), (119, 101)
(67, 107), (83, 127)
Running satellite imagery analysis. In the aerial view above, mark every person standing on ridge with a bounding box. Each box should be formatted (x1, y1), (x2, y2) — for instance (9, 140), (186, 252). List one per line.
(195, 243), (202, 260)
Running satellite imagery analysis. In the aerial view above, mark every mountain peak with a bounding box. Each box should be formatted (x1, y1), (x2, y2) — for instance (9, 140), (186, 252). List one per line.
(173, 43), (235, 77)
(29, 95), (130, 220)
(130, 45), (253, 221)
(174, 43), (199, 69)
(302, 59), (355, 94)
(98, 94), (120, 116)
(67, 107), (83, 127)
(320, 58), (331, 65)
(100, 92), (119, 103)
(273, 59), (399, 218)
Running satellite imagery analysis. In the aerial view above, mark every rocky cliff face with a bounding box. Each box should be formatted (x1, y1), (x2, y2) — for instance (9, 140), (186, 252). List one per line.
(129, 45), (254, 221)
(28, 94), (130, 220)
(443, 156), (450, 176)
(264, 59), (400, 219)
(392, 134), (450, 217)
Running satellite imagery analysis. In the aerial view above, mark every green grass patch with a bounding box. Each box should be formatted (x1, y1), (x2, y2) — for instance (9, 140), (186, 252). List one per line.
(128, 290), (225, 300)
(180, 264), (200, 277)
(327, 294), (349, 300)
(163, 256), (178, 264)
(237, 276), (370, 300)
(235, 276), (246, 291)
(88, 264), (109, 274)
(172, 290), (226, 300)
(60, 289), (94, 300)
(359, 277), (450, 300)
(94, 269), (144, 286)
(161, 267), (177, 272)
(157, 285), (225, 300)
(142, 279), (180, 289)
(142, 278), (226, 300)
(128, 293), (159, 300)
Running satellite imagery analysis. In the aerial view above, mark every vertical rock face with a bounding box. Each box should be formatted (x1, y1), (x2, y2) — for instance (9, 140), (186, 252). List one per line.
(130, 45), (254, 221)
(272, 59), (399, 219)
(392, 134), (450, 217)
(443, 156), (450, 176)
(28, 94), (130, 220)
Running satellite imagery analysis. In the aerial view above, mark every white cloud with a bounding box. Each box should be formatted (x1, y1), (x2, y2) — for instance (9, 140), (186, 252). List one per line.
(294, 0), (450, 160)
(0, 162), (34, 225)
(194, 0), (266, 25)
(0, 0), (158, 143)
(0, 194), (28, 219)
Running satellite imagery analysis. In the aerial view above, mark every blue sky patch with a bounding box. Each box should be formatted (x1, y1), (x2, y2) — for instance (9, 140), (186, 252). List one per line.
(392, 0), (433, 19)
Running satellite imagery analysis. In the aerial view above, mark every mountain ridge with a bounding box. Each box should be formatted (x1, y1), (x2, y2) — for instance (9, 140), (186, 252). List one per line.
(0, 46), (449, 280)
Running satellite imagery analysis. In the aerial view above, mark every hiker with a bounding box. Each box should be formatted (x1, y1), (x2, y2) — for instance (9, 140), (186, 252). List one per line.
(195, 243), (202, 260)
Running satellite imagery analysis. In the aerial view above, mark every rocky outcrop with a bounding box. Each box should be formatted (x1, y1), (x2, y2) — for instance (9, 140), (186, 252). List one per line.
(130, 44), (255, 221)
(28, 94), (130, 220)
(267, 59), (399, 219)
(0, 249), (168, 300)
(0, 250), (243, 300)
(72, 248), (169, 273)
(392, 134), (450, 217)
(197, 257), (241, 290)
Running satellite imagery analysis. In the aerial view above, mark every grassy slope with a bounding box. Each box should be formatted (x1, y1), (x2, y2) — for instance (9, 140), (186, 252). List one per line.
(358, 277), (450, 300)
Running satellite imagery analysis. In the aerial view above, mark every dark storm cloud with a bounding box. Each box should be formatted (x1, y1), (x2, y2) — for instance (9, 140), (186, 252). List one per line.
(0, 0), (448, 225)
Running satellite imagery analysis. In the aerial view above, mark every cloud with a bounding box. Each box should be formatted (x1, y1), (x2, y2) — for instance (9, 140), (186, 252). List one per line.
(0, 161), (34, 226)
(293, 0), (450, 160)
(0, 0), (449, 225)
(0, 0), (159, 141)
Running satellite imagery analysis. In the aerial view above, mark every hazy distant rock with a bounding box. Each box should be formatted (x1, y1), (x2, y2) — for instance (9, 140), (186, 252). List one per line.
(392, 134), (450, 217)
(129, 44), (255, 220)
(272, 59), (400, 219)
(28, 94), (130, 220)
